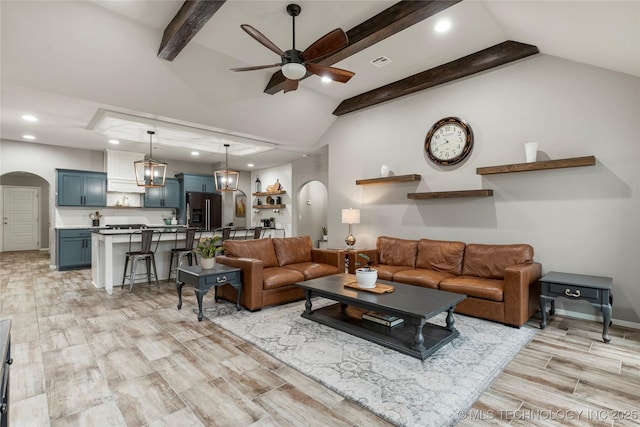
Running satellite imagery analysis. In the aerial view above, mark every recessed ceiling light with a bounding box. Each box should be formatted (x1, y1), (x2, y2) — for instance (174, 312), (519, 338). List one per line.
(435, 19), (451, 33)
(247, 163), (254, 167)
(321, 76), (332, 83)
(22, 134), (36, 140)
(22, 114), (38, 122)
(191, 151), (199, 156)
(108, 139), (120, 144)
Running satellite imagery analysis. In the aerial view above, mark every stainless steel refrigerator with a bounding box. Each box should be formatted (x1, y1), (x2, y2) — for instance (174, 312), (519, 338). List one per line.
(186, 192), (222, 231)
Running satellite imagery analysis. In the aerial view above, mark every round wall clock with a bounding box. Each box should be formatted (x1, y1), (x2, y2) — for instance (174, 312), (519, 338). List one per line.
(424, 117), (474, 166)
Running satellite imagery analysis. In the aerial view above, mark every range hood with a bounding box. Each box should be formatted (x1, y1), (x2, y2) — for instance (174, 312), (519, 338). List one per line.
(104, 149), (146, 193)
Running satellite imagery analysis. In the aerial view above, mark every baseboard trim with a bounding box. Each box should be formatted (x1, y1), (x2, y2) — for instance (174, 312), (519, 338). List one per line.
(554, 308), (640, 330)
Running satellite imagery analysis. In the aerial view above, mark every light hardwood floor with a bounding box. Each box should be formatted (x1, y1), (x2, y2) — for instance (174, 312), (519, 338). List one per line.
(2, 251), (638, 426)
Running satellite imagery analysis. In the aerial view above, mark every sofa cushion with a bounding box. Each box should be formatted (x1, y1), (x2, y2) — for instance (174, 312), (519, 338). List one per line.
(462, 244), (534, 280)
(284, 262), (339, 280)
(392, 268), (455, 289)
(262, 267), (305, 290)
(439, 276), (504, 302)
(273, 236), (312, 267)
(374, 264), (411, 281)
(416, 239), (465, 275)
(224, 238), (279, 268)
(376, 236), (418, 267)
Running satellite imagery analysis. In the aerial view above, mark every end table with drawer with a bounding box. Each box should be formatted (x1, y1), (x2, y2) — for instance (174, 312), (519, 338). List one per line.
(176, 264), (242, 321)
(539, 271), (613, 343)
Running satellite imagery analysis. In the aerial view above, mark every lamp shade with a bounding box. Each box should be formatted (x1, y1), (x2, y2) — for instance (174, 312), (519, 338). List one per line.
(135, 130), (167, 187)
(214, 143), (239, 192)
(341, 208), (360, 224)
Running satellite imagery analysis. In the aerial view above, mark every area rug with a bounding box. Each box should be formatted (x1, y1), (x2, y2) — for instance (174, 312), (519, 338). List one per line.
(204, 299), (536, 426)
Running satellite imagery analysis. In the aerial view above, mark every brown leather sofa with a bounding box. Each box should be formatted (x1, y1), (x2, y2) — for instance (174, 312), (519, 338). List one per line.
(216, 236), (343, 311)
(354, 236), (541, 327)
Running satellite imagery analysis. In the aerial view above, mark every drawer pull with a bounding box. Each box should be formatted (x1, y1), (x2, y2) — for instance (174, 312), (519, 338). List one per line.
(216, 276), (227, 283)
(565, 289), (581, 298)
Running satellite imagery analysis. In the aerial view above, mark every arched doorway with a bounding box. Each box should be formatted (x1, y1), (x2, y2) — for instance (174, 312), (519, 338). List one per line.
(0, 172), (50, 252)
(297, 180), (328, 246)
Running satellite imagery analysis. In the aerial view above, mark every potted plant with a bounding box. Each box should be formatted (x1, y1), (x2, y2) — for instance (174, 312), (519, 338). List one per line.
(355, 253), (377, 289)
(321, 226), (328, 240)
(194, 235), (223, 269)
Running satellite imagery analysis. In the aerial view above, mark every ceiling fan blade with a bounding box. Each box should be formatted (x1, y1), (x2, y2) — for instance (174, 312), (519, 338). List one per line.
(302, 28), (348, 62)
(283, 78), (299, 93)
(306, 63), (355, 84)
(240, 24), (287, 58)
(231, 64), (281, 72)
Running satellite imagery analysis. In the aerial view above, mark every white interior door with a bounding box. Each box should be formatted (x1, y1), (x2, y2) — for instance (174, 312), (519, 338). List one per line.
(3, 186), (39, 251)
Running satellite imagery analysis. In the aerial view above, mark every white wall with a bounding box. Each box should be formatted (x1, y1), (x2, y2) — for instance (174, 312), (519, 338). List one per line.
(323, 54), (640, 324)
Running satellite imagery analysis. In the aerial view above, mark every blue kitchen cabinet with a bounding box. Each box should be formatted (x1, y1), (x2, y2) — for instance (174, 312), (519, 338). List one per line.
(179, 173), (217, 193)
(58, 229), (92, 270)
(144, 178), (180, 208)
(56, 169), (107, 207)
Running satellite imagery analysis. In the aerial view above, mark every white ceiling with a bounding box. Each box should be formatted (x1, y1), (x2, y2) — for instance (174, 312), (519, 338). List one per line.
(1, 1), (638, 171)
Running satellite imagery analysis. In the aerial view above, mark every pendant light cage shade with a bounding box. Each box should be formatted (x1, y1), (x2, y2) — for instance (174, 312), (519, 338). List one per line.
(214, 144), (239, 192)
(135, 131), (167, 187)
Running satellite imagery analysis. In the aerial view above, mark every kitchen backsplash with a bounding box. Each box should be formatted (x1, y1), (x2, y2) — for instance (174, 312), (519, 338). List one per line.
(55, 207), (177, 228)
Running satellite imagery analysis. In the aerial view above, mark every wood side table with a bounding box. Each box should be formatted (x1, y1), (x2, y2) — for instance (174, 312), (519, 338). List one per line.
(177, 264), (242, 321)
(539, 271), (613, 342)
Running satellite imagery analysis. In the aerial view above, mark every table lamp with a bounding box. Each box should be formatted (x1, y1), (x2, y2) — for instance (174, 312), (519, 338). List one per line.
(341, 208), (360, 248)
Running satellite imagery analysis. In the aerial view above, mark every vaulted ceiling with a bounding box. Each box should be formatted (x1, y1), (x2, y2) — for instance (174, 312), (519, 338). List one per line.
(1, 1), (638, 171)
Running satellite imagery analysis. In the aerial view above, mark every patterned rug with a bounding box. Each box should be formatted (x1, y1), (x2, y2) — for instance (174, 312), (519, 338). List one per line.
(204, 298), (536, 427)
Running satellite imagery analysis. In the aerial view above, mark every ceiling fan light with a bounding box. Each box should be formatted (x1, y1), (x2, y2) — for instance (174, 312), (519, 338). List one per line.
(282, 62), (307, 80)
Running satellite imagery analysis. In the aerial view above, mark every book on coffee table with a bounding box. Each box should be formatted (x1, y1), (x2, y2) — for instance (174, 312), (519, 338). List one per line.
(362, 311), (404, 327)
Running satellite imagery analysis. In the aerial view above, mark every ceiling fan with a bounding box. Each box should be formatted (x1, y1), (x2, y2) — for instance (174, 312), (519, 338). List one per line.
(231, 3), (355, 93)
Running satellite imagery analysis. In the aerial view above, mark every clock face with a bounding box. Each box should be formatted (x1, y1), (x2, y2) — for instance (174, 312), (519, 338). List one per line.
(425, 117), (473, 166)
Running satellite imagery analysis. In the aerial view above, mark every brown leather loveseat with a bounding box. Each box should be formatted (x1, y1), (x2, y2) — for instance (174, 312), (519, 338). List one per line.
(216, 236), (343, 311)
(356, 236), (541, 327)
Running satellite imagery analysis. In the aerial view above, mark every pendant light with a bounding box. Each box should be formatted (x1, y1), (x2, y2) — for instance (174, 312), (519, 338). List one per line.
(134, 130), (167, 187)
(214, 144), (239, 192)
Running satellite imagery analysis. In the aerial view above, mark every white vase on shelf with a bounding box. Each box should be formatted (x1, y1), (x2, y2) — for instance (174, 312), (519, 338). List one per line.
(380, 165), (389, 177)
(524, 142), (538, 163)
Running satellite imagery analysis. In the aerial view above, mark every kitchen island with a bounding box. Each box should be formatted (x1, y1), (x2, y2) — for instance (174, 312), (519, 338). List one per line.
(91, 227), (200, 294)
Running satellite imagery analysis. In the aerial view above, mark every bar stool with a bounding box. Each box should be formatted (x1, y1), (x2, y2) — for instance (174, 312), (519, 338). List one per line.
(252, 226), (263, 239)
(121, 229), (161, 292)
(167, 227), (199, 280)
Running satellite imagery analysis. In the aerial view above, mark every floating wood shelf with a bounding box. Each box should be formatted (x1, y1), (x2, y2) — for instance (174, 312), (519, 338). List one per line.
(252, 190), (286, 196)
(356, 174), (421, 186)
(252, 204), (285, 209)
(407, 189), (493, 199)
(476, 156), (596, 175)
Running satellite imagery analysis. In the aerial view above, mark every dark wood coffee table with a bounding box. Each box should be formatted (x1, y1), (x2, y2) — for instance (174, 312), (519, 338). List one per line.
(297, 274), (466, 360)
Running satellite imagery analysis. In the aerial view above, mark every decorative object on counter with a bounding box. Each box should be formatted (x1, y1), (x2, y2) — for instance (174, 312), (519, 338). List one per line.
(122, 196), (129, 207)
(380, 164), (389, 177)
(195, 235), (223, 269)
(341, 208), (360, 248)
(355, 253), (377, 288)
(163, 216), (172, 225)
(255, 175), (261, 192)
(171, 217), (178, 225)
(134, 130), (167, 187)
(214, 144), (239, 192)
(90, 211), (102, 226)
(524, 141), (538, 163)
(266, 179), (282, 193)
(321, 226), (328, 240)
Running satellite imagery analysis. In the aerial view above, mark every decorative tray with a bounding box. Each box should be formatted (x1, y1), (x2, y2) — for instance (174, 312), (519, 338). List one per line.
(344, 282), (395, 294)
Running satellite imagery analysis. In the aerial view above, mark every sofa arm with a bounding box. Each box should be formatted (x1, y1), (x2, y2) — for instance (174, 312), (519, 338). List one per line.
(215, 255), (264, 311)
(311, 249), (344, 271)
(503, 262), (542, 326)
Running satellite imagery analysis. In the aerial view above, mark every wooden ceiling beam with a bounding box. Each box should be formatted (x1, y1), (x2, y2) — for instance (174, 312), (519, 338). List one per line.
(333, 40), (539, 116)
(158, 0), (226, 61)
(264, 0), (462, 95)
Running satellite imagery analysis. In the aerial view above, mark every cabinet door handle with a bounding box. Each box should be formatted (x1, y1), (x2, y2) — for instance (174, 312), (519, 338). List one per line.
(216, 276), (227, 283)
(565, 289), (581, 298)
